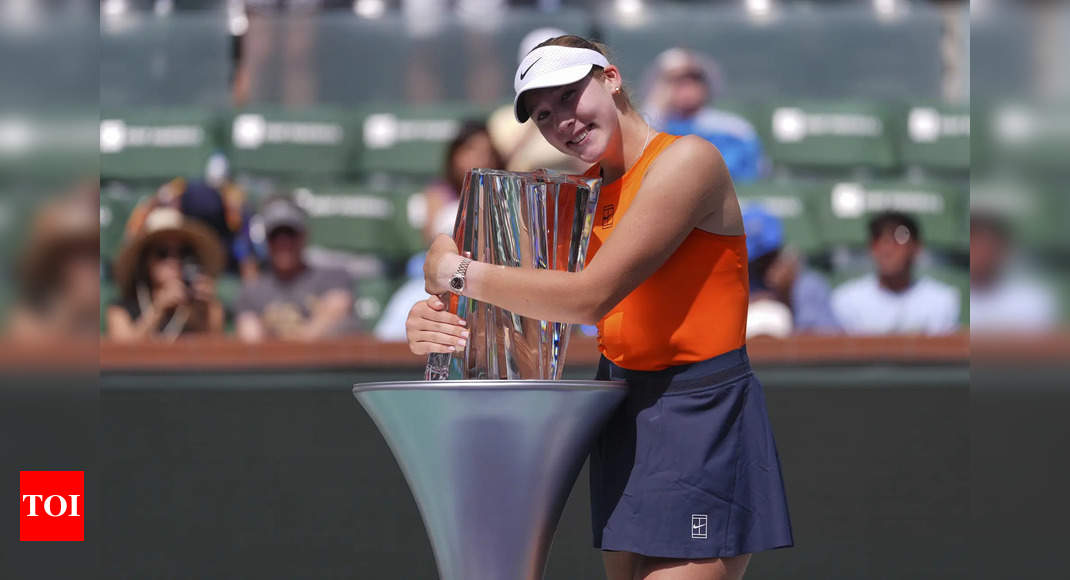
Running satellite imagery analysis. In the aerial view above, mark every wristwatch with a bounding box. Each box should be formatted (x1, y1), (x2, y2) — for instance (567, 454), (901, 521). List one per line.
(448, 257), (473, 294)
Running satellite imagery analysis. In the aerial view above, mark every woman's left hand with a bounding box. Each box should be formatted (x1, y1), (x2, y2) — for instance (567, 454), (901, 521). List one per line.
(191, 274), (218, 304)
(424, 234), (462, 295)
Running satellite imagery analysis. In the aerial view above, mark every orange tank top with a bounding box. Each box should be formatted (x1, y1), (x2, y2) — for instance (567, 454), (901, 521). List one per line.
(584, 133), (750, 371)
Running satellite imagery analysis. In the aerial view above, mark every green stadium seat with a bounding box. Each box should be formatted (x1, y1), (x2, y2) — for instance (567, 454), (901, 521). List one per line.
(812, 180), (968, 250)
(355, 104), (495, 176)
(292, 182), (421, 260)
(101, 11), (229, 109)
(760, 101), (900, 173)
(971, 178), (1066, 253)
(226, 107), (363, 178)
(353, 276), (404, 331)
(100, 109), (222, 180)
(602, 5), (943, 103)
(315, 9), (593, 104)
(898, 103), (970, 172)
(734, 181), (824, 256)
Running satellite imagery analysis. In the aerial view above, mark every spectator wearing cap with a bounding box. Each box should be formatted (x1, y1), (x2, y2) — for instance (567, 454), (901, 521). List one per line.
(235, 196), (354, 342)
(107, 207), (226, 342)
(831, 211), (960, 335)
(743, 204), (841, 336)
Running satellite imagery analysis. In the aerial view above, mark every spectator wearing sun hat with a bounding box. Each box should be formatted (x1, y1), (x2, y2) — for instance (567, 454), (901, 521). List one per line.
(107, 206), (226, 342)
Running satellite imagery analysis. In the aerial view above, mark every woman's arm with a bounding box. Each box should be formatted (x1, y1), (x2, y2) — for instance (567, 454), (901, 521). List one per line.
(426, 136), (733, 324)
(106, 304), (166, 343)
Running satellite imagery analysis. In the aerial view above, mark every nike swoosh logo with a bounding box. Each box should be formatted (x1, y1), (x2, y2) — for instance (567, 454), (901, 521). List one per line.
(520, 58), (541, 80)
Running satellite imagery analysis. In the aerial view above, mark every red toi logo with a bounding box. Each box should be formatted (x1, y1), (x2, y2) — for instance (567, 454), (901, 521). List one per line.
(20, 471), (84, 541)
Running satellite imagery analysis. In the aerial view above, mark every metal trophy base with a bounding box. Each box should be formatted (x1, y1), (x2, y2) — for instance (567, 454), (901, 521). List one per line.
(353, 380), (627, 580)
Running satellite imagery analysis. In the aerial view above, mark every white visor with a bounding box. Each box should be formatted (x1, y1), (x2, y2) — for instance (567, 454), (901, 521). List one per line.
(513, 45), (610, 123)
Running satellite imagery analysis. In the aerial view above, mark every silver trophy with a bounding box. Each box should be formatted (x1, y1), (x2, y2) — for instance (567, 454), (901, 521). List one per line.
(425, 168), (602, 381)
(355, 169), (622, 580)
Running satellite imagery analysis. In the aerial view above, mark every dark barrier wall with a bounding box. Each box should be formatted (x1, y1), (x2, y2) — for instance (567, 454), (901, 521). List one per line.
(100, 364), (967, 579)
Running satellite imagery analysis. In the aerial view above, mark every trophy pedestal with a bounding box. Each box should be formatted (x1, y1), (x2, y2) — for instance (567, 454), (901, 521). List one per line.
(353, 380), (627, 580)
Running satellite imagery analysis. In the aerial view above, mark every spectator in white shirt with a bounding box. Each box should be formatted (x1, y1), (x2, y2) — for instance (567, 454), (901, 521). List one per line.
(969, 212), (1059, 333)
(831, 211), (960, 335)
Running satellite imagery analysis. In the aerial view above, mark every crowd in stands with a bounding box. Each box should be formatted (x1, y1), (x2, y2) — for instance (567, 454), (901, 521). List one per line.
(94, 30), (998, 343)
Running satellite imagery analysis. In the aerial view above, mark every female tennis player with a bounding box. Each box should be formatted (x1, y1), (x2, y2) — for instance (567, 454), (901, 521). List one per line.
(406, 35), (793, 580)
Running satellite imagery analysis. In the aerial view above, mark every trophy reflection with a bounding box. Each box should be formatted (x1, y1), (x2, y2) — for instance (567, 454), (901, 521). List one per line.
(426, 169), (601, 380)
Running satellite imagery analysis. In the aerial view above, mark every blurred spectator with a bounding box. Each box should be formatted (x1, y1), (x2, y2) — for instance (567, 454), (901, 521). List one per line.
(743, 204), (842, 336)
(236, 196), (353, 342)
(487, 27), (588, 173)
(642, 48), (764, 182)
(107, 207), (226, 342)
(123, 156), (260, 282)
(7, 184), (99, 342)
(831, 211), (960, 335)
(969, 212), (1059, 332)
(233, 0), (323, 107)
(375, 200), (458, 341)
(402, 0), (505, 105)
(422, 121), (505, 242)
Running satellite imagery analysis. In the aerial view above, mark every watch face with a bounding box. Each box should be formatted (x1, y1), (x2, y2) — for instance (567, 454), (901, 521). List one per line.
(449, 276), (463, 291)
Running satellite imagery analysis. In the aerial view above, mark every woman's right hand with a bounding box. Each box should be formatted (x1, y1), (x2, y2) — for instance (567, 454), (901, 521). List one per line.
(405, 295), (469, 355)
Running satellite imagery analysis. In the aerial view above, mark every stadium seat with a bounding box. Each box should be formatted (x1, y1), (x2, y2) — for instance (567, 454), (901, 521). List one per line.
(315, 9), (592, 105)
(353, 276), (404, 331)
(603, 4), (942, 103)
(100, 109), (222, 180)
(898, 102), (970, 173)
(734, 181), (824, 256)
(100, 11), (230, 109)
(971, 178), (1066, 253)
(226, 107), (363, 178)
(291, 182), (422, 260)
(759, 101), (901, 174)
(812, 180), (968, 250)
(355, 104), (495, 177)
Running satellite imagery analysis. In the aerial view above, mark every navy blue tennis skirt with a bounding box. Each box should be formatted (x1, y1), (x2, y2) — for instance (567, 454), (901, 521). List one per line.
(590, 346), (794, 559)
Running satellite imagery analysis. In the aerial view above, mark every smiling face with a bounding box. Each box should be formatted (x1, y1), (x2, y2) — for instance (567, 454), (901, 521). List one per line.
(523, 69), (622, 164)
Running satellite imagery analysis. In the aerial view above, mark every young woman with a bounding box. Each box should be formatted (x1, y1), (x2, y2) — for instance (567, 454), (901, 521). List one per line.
(406, 36), (793, 580)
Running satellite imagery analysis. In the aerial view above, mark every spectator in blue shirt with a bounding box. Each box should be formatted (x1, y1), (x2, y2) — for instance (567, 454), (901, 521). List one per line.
(743, 204), (842, 335)
(642, 48), (765, 182)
